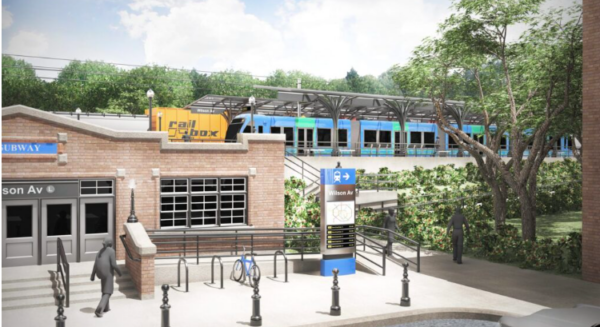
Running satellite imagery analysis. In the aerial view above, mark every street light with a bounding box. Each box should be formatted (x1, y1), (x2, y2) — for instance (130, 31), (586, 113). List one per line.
(127, 179), (138, 223)
(249, 96), (256, 133)
(75, 108), (82, 121)
(147, 89), (155, 131)
(157, 111), (163, 131)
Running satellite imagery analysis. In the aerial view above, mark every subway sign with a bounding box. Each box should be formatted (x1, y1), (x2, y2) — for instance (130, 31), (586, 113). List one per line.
(2, 142), (57, 155)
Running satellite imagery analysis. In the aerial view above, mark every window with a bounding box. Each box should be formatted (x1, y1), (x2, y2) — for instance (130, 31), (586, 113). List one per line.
(410, 132), (422, 145)
(566, 137), (573, 147)
(423, 132), (435, 148)
(81, 180), (114, 196)
(284, 128), (294, 147)
(160, 177), (247, 228)
(6, 205), (33, 238)
(474, 134), (485, 145)
(448, 135), (458, 147)
(338, 129), (348, 147)
(271, 127), (281, 133)
(258, 126), (263, 134)
(317, 129), (332, 147)
(380, 131), (392, 144)
(394, 132), (408, 145)
(243, 126), (251, 133)
(501, 136), (508, 148)
(364, 130), (377, 144)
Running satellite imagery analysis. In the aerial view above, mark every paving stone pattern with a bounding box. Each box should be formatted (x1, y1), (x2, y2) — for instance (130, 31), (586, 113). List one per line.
(392, 319), (499, 327)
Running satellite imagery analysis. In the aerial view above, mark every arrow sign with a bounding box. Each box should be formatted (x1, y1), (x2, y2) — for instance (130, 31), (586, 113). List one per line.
(343, 173), (350, 181)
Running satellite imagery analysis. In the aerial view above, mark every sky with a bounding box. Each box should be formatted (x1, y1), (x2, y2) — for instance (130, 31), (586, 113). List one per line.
(1, 0), (581, 80)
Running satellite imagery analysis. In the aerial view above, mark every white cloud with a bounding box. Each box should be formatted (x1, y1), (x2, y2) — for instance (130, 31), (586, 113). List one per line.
(119, 0), (579, 79)
(7, 31), (50, 56)
(3, 6), (14, 29)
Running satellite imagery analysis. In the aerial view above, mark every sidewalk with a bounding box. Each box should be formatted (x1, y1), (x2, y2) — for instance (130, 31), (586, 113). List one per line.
(2, 251), (546, 327)
(418, 251), (600, 308)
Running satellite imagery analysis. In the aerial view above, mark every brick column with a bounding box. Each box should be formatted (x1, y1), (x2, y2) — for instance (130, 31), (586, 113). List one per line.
(582, 0), (600, 283)
(124, 223), (157, 299)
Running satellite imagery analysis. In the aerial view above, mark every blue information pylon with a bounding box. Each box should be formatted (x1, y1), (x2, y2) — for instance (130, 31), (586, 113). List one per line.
(320, 168), (357, 276)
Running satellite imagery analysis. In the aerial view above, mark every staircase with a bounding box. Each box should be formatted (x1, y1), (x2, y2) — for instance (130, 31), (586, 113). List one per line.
(2, 264), (137, 311)
(284, 155), (321, 196)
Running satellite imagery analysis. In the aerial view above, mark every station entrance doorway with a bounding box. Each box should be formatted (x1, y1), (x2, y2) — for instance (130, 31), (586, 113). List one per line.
(2, 180), (114, 267)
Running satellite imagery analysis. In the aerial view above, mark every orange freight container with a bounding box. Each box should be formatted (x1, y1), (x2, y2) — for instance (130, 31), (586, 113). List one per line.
(146, 107), (228, 142)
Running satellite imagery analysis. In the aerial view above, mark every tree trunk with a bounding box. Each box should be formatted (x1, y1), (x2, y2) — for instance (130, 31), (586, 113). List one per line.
(518, 189), (537, 241)
(491, 186), (508, 229)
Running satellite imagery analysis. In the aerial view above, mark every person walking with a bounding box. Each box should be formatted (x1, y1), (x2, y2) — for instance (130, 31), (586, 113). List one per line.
(447, 207), (470, 264)
(91, 237), (122, 317)
(182, 131), (191, 142)
(383, 208), (397, 257)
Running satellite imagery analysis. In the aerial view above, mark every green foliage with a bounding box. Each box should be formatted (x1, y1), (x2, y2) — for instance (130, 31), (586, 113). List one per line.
(285, 160), (582, 274)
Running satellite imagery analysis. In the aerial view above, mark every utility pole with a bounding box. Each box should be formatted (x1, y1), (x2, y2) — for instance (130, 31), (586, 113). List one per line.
(297, 78), (302, 117)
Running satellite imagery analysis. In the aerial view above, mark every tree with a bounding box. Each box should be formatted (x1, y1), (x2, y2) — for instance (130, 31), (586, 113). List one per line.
(395, 0), (582, 240)
(2, 55), (44, 108)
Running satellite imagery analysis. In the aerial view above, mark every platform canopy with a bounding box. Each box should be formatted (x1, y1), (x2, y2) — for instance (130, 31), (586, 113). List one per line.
(186, 88), (482, 125)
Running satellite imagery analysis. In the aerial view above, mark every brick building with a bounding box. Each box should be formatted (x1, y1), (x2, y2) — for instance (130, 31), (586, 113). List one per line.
(1, 105), (286, 268)
(582, 0), (600, 284)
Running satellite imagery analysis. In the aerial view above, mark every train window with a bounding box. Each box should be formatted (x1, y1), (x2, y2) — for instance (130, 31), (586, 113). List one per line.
(338, 129), (348, 147)
(448, 135), (457, 147)
(284, 128), (294, 147)
(423, 132), (435, 148)
(380, 131), (392, 144)
(365, 130), (377, 144)
(317, 129), (332, 147)
(410, 132), (422, 145)
(272, 127), (281, 133)
(258, 126), (263, 134)
(394, 132), (408, 145)
(474, 134), (485, 145)
(566, 137), (573, 147)
(243, 126), (251, 133)
(500, 136), (508, 148)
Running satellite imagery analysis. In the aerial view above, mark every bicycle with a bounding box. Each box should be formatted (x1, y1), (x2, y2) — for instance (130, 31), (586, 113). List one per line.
(232, 246), (261, 287)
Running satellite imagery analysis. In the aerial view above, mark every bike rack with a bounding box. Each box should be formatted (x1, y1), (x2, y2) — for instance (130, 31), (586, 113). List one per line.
(211, 255), (224, 289)
(177, 257), (189, 292)
(273, 250), (288, 282)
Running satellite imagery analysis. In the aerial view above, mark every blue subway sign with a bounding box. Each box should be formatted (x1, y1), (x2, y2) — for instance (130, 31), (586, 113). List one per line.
(320, 169), (356, 185)
(2, 142), (58, 155)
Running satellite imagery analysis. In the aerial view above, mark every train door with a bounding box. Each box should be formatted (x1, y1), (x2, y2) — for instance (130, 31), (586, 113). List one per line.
(298, 128), (313, 156)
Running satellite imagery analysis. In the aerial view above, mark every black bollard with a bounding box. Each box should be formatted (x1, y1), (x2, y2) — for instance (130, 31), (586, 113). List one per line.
(55, 294), (66, 327)
(250, 275), (262, 327)
(161, 284), (171, 327)
(330, 268), (341, 316)
(400, 263), (411, 307)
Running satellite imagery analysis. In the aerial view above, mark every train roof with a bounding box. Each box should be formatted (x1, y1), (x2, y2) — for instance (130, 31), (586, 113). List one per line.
(50, 111), (149, 131)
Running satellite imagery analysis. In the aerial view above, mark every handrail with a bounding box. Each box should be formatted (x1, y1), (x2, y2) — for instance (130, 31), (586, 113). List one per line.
(119, 234), (142, 262)
(210, 255), (224, 289)
(355, 232), (387, 276)
(285, 157), (321, 180)
(273, 250), (288, 282)
(177, 257), (189, 292)
(356, 225), (421, 273)
(57, 238), (70, 307)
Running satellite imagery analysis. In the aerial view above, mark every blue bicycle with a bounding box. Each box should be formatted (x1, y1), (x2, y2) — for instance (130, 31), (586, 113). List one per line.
(232, 246), (261, 287)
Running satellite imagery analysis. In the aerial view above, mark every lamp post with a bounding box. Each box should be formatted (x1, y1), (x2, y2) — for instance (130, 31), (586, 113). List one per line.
(249, 96), (256, 133)
(147, 89), (155, 131)
(157, 111), (163, 131)
(75, 108), (82, 121)
(127, 179), (138, 223)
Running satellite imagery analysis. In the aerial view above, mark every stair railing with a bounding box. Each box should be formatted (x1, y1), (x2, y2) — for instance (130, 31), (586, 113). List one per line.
(57, 238), (70, 307)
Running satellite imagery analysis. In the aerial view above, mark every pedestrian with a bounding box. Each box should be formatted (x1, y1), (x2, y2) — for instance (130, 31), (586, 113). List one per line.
(447, 207), (470, 264)
(91, 237), (122, 317)
(182, 131), (191, 142)
(383, 208), (397, 256)
(335, 162), (342, 168)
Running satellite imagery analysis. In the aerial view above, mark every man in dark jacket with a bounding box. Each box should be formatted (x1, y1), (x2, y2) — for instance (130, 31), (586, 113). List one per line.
(383, 209), (397, 256)
(91, 237), (122, 317)
(182, 131), (191, 142)
(447, 207), (470, 264)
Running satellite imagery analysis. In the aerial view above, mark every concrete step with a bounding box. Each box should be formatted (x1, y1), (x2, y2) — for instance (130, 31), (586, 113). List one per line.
(2, 270), (131, 292)
(2, 287), (138, 311)
(3, 280), (136, 301)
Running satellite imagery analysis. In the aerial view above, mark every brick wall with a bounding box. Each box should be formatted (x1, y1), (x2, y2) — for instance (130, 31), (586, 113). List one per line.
(582, 0), (600, 283)
(2, 113), (285, 262)
(124, 232), (155, 299)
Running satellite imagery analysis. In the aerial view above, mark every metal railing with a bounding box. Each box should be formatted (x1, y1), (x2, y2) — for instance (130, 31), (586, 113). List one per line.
(177, 257), (189, 292)
(56, 238), (70, 307)
(356, 225), (421, 273)
(357, 174), (397, 192)
(284, 155), (321, 196)
(119, 234), (141, 262)
(146, 227), (321, 263)
(355, 232), (387, 276)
